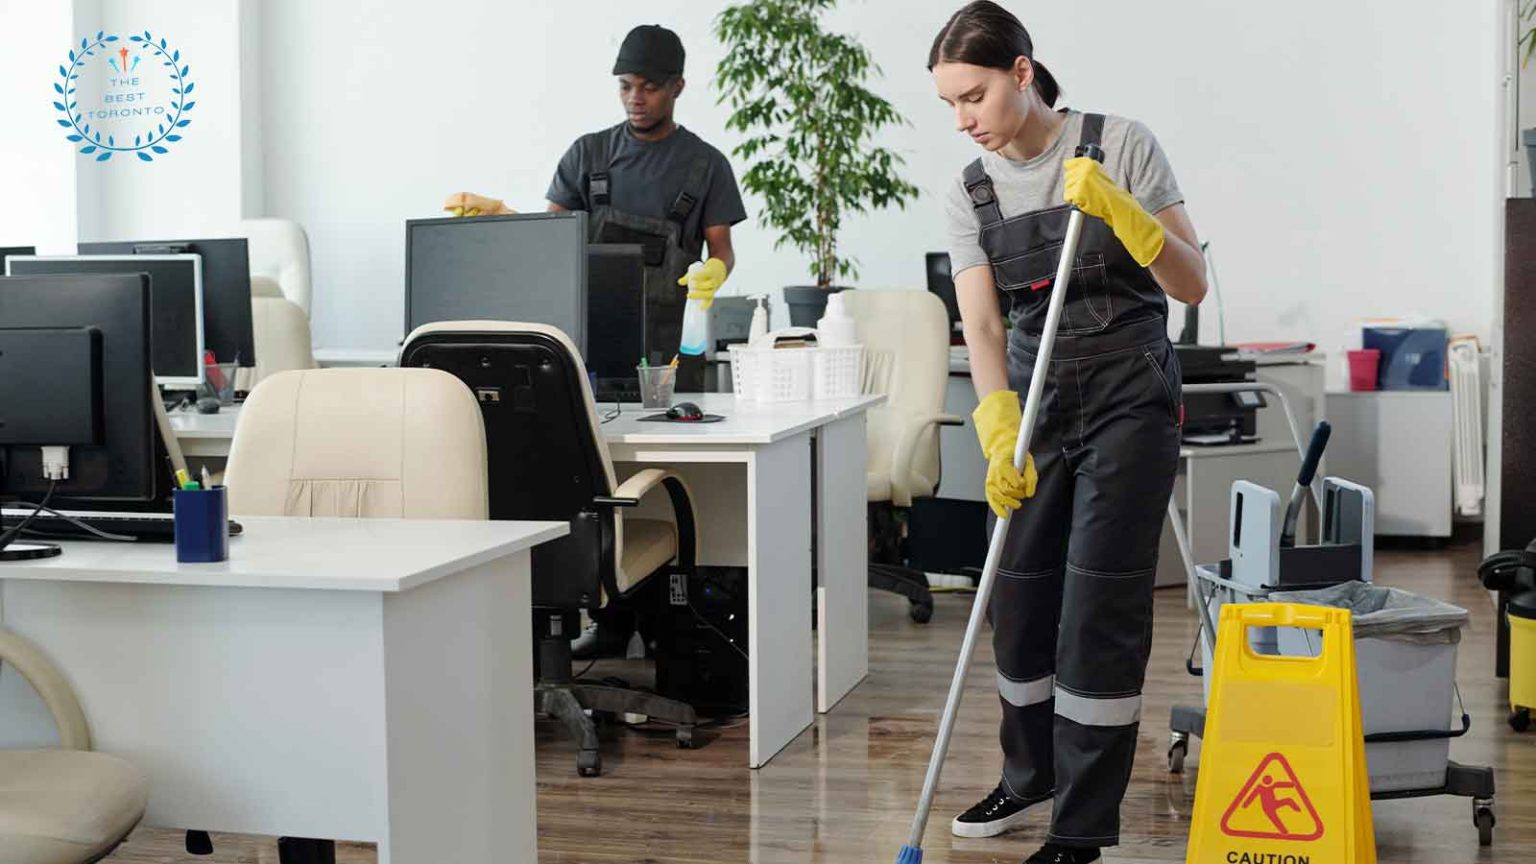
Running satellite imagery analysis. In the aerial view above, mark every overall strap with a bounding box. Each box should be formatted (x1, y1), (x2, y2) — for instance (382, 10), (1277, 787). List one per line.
(667, 152), (711, 226)
(962, 158), (1003, 229)
(1077, 113), (1106, 152)
(585, 124), (623, 208)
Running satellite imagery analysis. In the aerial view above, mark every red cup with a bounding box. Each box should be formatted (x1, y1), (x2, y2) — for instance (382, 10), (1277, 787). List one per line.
(1347, 349), (1381, 391)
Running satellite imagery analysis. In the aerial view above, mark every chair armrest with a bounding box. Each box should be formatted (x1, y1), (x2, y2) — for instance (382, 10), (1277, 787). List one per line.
(0, 627), (90, 750)
(591, 496), (640, 509)
(889, 413), (968, 507)
(613, 468), (700, 570)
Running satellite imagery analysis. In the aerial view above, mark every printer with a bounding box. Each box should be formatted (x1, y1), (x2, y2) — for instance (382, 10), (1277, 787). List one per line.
(1174, 345), (1264, 444)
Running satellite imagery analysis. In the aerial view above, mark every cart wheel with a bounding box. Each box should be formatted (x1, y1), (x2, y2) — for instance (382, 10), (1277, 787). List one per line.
(577, 749), (601, 778)
(1168, 733), (1189, 774)
(676, 726), (695, 749)
(1474, 804), (1495, 847)
(909, 600), (933, 624)
(1509, 707), (1531, 733)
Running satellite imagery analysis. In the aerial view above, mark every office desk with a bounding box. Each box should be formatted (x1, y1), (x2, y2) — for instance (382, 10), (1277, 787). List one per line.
(604, 393), (884, 766)
(170, 394), (885, 768)
(0, 517), (567, 864)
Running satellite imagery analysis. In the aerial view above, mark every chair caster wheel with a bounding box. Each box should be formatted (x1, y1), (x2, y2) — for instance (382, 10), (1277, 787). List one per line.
(185, 830), (213, 855)
(909, 601), (933, 624)
(577, 749), (602, 777)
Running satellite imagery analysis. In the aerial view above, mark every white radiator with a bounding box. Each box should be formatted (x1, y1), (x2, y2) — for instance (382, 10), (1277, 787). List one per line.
(1448, 338), (1485, 517)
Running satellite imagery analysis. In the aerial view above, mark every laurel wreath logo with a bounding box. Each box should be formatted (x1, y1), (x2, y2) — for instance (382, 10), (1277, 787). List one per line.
(53, 30), (196, 163)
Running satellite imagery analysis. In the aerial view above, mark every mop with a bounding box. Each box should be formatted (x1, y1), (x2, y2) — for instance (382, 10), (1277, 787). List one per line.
(895, 143), (1102, 864)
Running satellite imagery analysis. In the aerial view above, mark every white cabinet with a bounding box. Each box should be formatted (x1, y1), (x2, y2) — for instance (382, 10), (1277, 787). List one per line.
(1324, 391), (1453, 538)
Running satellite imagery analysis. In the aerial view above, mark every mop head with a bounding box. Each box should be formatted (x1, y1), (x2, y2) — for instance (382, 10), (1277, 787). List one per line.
(894, 845), (923, 863)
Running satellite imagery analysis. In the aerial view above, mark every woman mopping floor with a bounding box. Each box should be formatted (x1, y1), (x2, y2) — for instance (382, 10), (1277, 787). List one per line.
(924, 3), (1210, 862)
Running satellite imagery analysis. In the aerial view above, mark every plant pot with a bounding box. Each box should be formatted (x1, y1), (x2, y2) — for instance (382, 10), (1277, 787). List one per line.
(1525, 129), (1536, 197)
(784, 285), (852, 328)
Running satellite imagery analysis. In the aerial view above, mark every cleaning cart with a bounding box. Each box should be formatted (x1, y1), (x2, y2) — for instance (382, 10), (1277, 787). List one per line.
(1165, 383), (1497, 846)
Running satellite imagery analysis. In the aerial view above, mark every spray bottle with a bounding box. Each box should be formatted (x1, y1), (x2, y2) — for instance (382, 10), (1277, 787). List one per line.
(679, 262), (709, 356)
(748, 295), (770, 345)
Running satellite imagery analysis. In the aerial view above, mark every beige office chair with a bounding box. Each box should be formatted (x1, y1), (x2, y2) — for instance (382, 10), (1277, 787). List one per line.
(399, 321), (701, 777)
(0, 629), (148, 864)
(240, 218), (312, 315)
(245, 276), (317, 389)
(224, 367), (487, 518)
(842, 289), (964, 623)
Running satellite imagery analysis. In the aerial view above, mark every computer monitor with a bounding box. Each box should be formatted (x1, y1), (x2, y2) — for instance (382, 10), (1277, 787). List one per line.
(0, 247), (35, 269)
(79, 237), (255, 367)
(926, 251), (1013, 335)
(0, 274), (160, 510)
(587, 243), (646, 401)
(6, 254), (205, 388)
(405, 212), (588, 352)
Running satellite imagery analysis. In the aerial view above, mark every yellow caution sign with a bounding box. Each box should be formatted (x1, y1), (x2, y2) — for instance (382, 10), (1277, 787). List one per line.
(1186, 603), (1375, 864)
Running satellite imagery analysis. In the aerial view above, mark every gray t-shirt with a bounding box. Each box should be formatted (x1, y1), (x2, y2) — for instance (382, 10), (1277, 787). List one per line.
(945, 111), (1183, 276)
(547, 124), (747, 253)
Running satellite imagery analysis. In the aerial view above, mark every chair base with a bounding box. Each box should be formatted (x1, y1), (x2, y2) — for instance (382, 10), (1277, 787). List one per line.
(869, 562), (934, 623)
(538, 683), (698, 776)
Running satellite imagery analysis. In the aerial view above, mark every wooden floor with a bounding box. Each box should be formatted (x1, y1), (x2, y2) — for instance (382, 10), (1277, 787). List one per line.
(105, 538), (1533, 863)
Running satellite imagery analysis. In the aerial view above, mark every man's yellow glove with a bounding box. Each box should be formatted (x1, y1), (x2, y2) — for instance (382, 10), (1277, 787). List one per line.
(1063, 157), (1164, 268)
(972, 389), (1038, 518)
(677, 257), (728, 310)
(442, 192), (515, 218)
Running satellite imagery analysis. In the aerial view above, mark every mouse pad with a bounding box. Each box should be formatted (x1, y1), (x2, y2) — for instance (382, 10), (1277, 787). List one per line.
(638, 413), (726, 423)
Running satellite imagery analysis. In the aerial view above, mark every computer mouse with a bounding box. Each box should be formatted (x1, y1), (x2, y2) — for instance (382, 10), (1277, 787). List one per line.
(195, 396), (221, 415)
(666, 401), (704, 421)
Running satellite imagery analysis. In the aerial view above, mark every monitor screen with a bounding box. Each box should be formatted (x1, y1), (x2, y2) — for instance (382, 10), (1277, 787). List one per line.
(7, 255), (205, 388)
(405, 212), (588, 353)
(80, 237), (254, 366)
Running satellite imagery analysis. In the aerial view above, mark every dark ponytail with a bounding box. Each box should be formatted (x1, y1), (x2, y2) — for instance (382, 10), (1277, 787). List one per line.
(927, 1), (1062, 108)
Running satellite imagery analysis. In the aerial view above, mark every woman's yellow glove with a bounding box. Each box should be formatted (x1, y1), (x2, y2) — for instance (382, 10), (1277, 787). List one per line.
(677, 257), (728, 309)
(973, 389), (1038, 518)
(1063, 157), (1164, 267)
(442, 192), (515, 218)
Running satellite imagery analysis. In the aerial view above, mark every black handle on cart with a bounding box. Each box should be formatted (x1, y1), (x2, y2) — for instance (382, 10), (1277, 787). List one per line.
(1280, 421), (1331, 547)
(1363, 711), (1472, 743)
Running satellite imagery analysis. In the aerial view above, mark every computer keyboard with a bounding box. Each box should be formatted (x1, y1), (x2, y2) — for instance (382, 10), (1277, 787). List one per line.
(1, 510), (243, 543)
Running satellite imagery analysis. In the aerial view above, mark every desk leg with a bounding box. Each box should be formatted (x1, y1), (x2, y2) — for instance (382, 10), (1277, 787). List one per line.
(749, 434), (815, 767)
(816, 413), (868, 713)
(381, 552), (535, 863)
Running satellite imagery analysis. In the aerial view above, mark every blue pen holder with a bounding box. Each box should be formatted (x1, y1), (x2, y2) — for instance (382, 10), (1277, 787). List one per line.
(174, 486), (229, 563)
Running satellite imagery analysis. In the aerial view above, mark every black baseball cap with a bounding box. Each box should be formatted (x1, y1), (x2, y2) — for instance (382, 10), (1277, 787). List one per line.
(613, 25), (685, 82)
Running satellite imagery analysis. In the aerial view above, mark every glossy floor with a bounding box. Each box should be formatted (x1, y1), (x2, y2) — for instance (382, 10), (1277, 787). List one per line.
(104, 539), (1531, 862)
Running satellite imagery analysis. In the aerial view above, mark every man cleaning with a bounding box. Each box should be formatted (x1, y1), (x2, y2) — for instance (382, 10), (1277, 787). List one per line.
(446, 23), (747, 660)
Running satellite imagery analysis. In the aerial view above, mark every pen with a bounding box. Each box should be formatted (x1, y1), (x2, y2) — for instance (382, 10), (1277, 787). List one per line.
(201, 465), (212, 489)
(175, 469), (192, 489)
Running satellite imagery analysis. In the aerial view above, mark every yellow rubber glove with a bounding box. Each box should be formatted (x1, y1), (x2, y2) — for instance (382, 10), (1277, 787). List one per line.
(972, 389), (1038, 518)
(1063, 157), (1165, 268)
(442, 192), (515, 218)
(677, 257), (728, 310)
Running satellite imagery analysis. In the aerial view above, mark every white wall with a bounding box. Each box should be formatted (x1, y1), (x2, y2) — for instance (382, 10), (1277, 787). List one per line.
(71, 0), (252, 242)
(0, 1), (81, 253)
(253, 0), (1507, 355)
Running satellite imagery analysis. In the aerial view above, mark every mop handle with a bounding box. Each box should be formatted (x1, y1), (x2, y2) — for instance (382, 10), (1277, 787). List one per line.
(904, 152), (1099, 848)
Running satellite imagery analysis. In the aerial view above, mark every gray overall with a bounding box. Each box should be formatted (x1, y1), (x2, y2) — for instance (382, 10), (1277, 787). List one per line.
(964, 114), (1182, 846)
(584, 124), (711, 391)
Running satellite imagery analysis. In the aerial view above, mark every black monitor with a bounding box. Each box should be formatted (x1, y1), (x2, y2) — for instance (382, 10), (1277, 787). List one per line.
(79, 237), (255, 367)
(0, 274), (160, 511)
(405, 212), (588, 351)
(587, 244), (646, 402)
(0, 247), (35, 269)
(926, 251), (1013, 335)
(7, 255), (205, 388)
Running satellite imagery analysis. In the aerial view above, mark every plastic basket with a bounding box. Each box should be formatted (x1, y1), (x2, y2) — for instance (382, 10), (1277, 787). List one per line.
(728, 345), (812, 403)
(812, 346), (863, 400)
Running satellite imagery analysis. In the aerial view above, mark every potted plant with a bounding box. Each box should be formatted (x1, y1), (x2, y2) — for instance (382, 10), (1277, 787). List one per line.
(714, 0), (920, 326)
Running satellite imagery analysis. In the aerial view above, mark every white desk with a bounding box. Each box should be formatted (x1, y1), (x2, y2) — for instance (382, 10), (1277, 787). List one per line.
(0, 516), (567, 864)
(170, 393), (884, 768)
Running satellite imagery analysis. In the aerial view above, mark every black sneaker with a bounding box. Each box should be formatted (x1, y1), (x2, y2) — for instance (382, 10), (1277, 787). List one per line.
(950, 783), (1051, 838)
(1024, 843), (1101, 864)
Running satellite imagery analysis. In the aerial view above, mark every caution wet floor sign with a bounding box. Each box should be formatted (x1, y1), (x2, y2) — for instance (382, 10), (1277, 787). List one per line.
(1186, 603), (1375, 864)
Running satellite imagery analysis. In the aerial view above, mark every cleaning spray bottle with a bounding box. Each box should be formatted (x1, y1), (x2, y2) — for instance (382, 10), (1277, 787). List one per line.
(679, 262), (709, 357)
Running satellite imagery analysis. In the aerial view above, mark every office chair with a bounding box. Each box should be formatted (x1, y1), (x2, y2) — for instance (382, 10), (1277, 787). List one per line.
(0, 627), (149, 864)
(218, 366), (487, 864)
(842, 290), (964, 624)
(241, 218), (313, 315)
(247, 276), (317, 387)
(400, 320), (700, 778)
